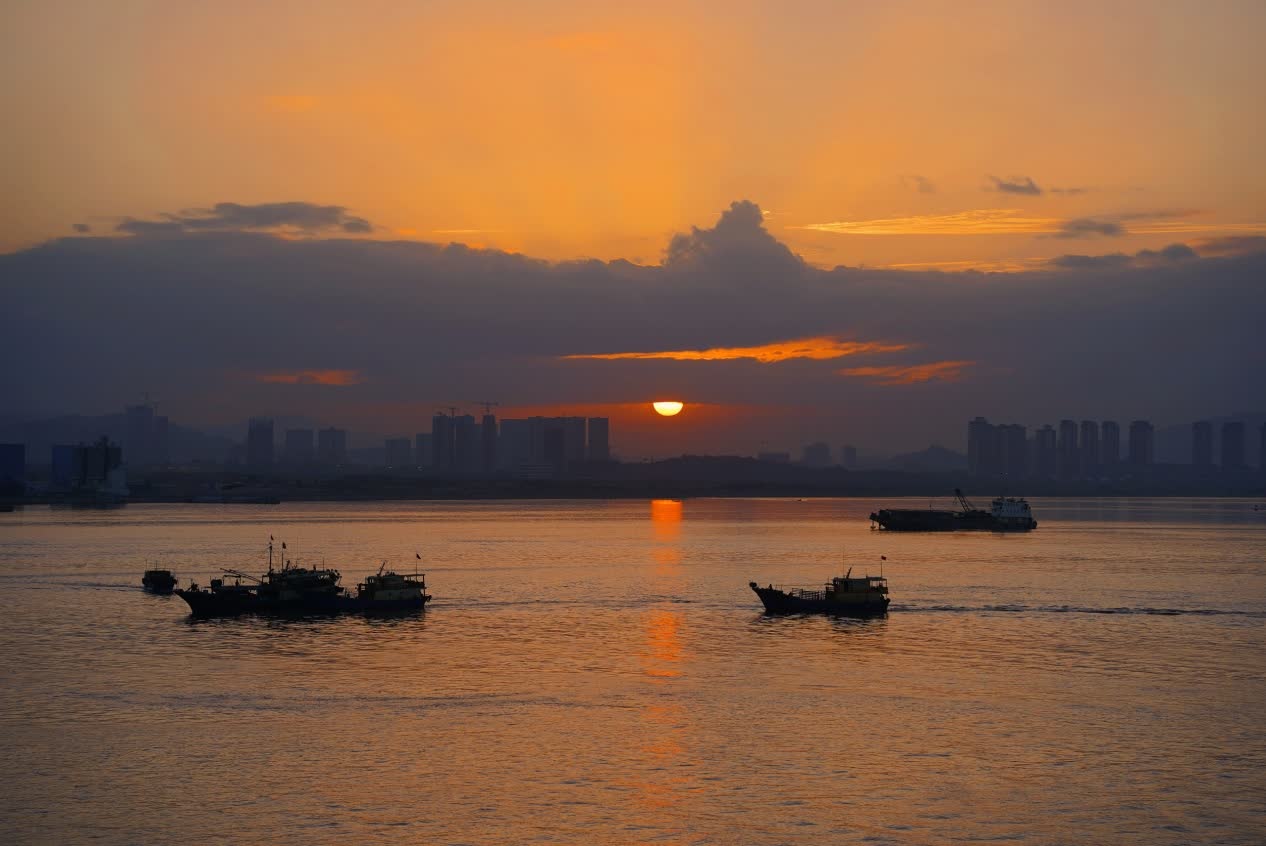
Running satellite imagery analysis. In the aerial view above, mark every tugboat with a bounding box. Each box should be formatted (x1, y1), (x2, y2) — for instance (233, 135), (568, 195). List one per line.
(175, 541), (431, 617)
(141, 568), (177, 593)
(750, 566), (890, 616)
(869, 489), (1037, 532)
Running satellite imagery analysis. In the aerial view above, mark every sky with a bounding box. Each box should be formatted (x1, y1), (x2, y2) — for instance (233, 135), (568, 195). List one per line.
(3, 1), (1265, 457)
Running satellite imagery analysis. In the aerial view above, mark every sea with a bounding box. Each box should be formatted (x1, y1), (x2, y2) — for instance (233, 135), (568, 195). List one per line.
(1, 497), (1263, 845)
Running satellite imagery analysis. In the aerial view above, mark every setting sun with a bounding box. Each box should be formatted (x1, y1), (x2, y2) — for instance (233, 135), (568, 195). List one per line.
(652, 401), (684, 417)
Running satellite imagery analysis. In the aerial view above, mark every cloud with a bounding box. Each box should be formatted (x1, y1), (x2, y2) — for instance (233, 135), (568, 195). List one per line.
(72, 223), (91, 233)
(116, 202), (373, 236)
(1048, 252), (1132, 270)
(1192, 235), (1266, 257)
(1054, 217), (1125, 238)
(795, 209), (1057, 236)
(5, 199), (1265, 456)
(255, 369), (363, 386)
(838, 360), (976, 385)
(901, 175), (937, 194)
(1136, 243), (1197, 263)
(798, 207), (1264, 239)
(987, 175), (1043, 195)
(1050, 242), (1198, 269)
(664, 200), (801, 275)
(1050, 187), (1089, 196)
(562, 336), (910, 363)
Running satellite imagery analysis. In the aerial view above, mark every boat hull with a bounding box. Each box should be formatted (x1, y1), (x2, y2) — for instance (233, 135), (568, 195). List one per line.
(175, 589), (431, 617)
(869, 508), (1036, 532)
(750, 584), (889, 617)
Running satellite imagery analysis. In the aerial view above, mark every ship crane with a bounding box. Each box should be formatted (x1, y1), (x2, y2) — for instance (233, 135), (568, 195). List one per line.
(474, 401), (500, 416)
(954, 488), (979, 512)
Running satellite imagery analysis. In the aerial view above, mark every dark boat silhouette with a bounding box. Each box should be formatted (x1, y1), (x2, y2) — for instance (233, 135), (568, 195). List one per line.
(750, 567), (890, 616)
(175, 542), (431, 617)
(142, 569), (177, 593)
(869, 489), (1037, 532)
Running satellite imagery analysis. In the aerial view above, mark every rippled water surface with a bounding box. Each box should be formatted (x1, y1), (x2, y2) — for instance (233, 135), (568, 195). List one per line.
(2, 498), (1264, 845)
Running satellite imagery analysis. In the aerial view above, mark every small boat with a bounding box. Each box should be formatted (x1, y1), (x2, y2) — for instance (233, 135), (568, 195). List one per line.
(142, 569), (178, 593)
(750, 567), (890, 616)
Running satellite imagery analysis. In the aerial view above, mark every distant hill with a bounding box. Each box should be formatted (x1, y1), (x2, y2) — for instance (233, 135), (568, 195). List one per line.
(878, 444), (967, 473)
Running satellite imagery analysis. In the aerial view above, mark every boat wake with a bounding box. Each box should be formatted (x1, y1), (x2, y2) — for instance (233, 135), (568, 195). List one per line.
(892, 603), (1266, 617)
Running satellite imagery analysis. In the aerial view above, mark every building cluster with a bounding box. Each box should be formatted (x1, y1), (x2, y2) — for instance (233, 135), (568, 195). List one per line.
(968, 417), (1266, 479)
(795, 443), (859, 468)
(245, 412), (611, 477)
(969, 416), (1137, 479)
(49, 437), (129, 495)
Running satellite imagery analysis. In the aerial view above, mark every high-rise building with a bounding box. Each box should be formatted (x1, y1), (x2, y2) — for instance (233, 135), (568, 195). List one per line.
(587, 418), (610, 461)
(1100, 421), (1120, 468)
(1220, 421), (1245, 470)
(284, 429), (315, 464)
(317, 427), (348, 465)
(125, 403), (155, 466)
(431, 414), (455, 472)
(454, 415), (479, 472)
(1079, 420), (1099, 478)
(840, 445), (858, 469)
(497, 418), (533, 470)
(542, 420), (566, 471)
(967, 417), (1000, 476)
(1033, 425), (1057, 479)
(385, 437), (412, 468)
(1057, 420), (1080, 479)
(1128, 420), (1154, 466)
(998, 424), (1027, 478)
(414, 433), (433, 468)
(0, 443), (25, 488)
(801, 442), (832, 467)
(152, 415), (169, 465)
(1191, 421), (1213, 466)
(562, 417), (587, 466)
(481, 414), (498, 473)
(246, 418), (274, 468)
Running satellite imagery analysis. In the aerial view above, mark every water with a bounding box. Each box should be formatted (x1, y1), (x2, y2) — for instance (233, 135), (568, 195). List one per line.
(1, 498), (1264, 845)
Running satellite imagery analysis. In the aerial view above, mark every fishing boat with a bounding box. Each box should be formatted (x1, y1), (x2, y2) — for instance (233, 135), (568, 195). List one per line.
(750, 566), (890, 616)
(174, 541), (431, 617)
(141, 569), (177, 593)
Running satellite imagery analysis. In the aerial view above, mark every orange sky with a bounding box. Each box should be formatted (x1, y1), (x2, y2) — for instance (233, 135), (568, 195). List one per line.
(4, 1), (1265, 268)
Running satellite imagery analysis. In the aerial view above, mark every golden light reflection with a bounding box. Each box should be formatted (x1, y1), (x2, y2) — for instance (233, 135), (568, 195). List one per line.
(838, 359), (976, 385)
(254, 369), (363, 386)
(650, 498), (682, 543)
(565, 336), (909, 364)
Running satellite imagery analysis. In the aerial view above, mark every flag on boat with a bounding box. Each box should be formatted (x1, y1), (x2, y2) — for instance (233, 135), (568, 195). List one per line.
(282, 542), (287, 549)
(881, 555), (887, 560)
(416, 553), (421, 559)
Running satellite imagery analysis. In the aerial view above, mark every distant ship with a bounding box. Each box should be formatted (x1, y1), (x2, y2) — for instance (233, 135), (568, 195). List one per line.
(869, 489), (1037, 532)
(750, 568), (890, 616)
(175, 542), (431, 617)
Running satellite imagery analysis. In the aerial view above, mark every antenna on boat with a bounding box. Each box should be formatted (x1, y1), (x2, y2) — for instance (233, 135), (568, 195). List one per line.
(880, 554), (886, 578)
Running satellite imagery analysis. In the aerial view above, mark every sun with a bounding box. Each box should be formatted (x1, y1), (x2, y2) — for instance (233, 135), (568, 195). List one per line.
(652, 401), (684, 417)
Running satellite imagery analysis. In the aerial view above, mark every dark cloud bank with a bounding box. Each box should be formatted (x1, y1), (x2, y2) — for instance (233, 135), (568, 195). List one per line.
(4, 200), (1264, 451)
